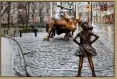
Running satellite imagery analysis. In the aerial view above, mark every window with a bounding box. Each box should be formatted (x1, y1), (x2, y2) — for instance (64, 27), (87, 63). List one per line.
(93, 4), (95, 8)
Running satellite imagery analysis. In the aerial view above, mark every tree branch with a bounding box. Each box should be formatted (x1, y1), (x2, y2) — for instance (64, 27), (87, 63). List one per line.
(1, 5), (9, 17)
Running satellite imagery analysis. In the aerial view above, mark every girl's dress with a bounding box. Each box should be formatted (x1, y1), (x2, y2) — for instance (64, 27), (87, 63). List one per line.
(75, 31), (97, 57)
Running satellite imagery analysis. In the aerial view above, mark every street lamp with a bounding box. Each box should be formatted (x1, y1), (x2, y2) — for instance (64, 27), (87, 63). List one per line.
(85, 2), (91, 24)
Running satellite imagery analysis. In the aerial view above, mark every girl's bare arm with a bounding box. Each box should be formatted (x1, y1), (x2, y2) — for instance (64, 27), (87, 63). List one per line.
(91, 32), (99, 44)
(73, 33), (80, 46)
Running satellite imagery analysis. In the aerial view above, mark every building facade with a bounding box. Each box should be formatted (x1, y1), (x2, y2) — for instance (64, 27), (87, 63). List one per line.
(92, 2), (114, 24)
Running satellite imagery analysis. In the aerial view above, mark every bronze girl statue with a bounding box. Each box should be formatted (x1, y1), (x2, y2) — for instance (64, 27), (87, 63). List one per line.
(73, 21), (99, 77)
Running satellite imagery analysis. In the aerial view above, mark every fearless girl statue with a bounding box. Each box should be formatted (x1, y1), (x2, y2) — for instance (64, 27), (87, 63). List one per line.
(73, 21), (99, 77)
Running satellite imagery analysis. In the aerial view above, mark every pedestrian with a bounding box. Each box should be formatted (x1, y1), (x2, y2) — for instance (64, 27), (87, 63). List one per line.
(73, 21), (99, 77)
(34, 28), (38, 37)
(14, 30), (16, 37)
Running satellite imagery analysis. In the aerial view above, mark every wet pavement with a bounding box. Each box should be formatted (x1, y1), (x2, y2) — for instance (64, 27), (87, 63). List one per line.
(7, 23), (114, 77)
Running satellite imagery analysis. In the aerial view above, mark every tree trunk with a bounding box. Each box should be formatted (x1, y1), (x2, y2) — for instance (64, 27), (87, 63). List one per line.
(0, 2), (1, 30)
(26, 2), (30, 32)
(7, 2), (11, 30)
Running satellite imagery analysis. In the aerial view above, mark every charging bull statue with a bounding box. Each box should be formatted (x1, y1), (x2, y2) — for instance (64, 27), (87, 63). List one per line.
(44, 5), (80, 41)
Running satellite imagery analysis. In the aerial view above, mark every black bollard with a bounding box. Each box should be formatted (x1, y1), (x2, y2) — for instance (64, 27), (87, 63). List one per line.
(7, 30), (8, 35)
(14, 30), (16, 37)
(34, 29), (37, 37)
(19, 30), (22, 37)
(4, 29), (5, 35)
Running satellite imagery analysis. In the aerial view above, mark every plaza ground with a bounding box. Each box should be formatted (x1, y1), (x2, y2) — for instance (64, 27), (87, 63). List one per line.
(1, 23), (114, 77)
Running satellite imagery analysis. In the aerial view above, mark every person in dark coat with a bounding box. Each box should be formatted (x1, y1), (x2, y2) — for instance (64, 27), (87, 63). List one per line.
(73, 21), (99, 77)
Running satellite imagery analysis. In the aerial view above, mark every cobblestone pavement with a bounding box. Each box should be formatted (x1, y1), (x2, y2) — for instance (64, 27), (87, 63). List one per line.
(10, 24), (114, 77)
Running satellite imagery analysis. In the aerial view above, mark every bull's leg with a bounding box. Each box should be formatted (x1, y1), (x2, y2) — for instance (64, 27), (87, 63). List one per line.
(48, 27), (55, 39)
(47, 21), (55, 41)
(68, 32), (70, 37)
(44, 21), (55, 41)
(49, 31), (54, 38)
(64, 33), (67, 39)
(53, 28), (56, 36)
(69, 32), (73, 37)
(68, 32), (72, 38)
(50, 33), (54, 38)
(50, 27), (55, 38)
(64, 33), (69, 40)
(72, 31), (74, 35)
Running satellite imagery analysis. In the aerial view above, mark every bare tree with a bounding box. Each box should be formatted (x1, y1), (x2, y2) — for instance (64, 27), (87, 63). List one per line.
(32, 2), (43, 23)
(17, 2), (31, 32)
(45, 2), (50, 14)
(1, 2), (9, 17)
(0, 2), (1, 29)
(1, 2), (20, 27)
(25, 2), (30, 32)
(32, 2), (50, 23)
(7, 2), (11, 29)
(17, 2), (26, 26)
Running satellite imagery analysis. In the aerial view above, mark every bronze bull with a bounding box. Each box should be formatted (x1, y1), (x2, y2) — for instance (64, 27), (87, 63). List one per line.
(44, 13), (80, 41)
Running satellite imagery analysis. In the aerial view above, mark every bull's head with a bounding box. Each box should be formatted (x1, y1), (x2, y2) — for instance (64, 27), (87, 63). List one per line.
(68, 16), (77, 31)
(71, 23), (76, 32)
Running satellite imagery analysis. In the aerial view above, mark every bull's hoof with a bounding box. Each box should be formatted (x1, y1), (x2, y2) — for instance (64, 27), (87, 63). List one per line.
(69, 35), (73, 37)
(50, 36), (54, 38)
(66, 38), (69, 41)
(64, 37), (69, 41)
(43, 36), (49, 41)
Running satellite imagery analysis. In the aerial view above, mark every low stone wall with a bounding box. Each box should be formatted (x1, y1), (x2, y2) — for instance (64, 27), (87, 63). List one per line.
(1, 27), (21, 37)
(1, 27), (46, 37)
